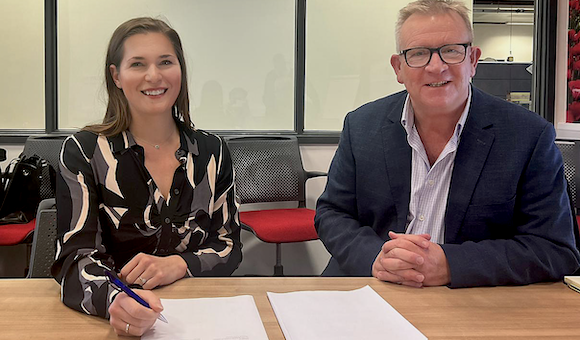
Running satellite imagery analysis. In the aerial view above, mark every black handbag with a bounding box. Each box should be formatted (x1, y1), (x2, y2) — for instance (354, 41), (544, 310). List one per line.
(0, 154), (56, 224)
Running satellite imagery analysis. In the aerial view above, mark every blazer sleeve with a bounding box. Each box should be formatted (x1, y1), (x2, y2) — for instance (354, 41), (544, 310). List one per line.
(51, 135), (119, 319)
(315, 113), (387, 276)
(177, 138), (242, 276)
(443, 123), (580, 287)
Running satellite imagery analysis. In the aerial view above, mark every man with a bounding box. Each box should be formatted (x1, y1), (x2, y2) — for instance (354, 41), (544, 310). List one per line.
(315, 0), (580, 288)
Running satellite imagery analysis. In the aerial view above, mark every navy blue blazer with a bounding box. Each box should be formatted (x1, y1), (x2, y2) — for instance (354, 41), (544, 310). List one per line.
(315, 87), (580, 287)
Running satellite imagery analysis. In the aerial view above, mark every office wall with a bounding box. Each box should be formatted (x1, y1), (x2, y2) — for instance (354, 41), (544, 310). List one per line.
(474, 24), (534, 62)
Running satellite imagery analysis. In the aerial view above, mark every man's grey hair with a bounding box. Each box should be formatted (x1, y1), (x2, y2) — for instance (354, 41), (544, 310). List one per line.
(395, 0), (473, 51)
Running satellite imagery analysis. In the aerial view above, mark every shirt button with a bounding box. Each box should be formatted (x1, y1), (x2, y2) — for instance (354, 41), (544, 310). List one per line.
(164, 217), (171, 224)
(419, 215), (425, 221)
(428, 180), (434, 186)
(173, 188), (180, 195)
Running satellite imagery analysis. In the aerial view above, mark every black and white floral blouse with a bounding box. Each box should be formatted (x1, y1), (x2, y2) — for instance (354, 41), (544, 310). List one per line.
(52, 122), (241, 318)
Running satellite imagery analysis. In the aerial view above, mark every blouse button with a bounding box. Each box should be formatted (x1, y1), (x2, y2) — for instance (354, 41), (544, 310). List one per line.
(164, 217), (171, 224)
(174, 188), (180, 195)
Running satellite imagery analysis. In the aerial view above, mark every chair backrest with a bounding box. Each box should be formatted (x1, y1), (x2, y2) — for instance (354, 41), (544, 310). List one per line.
(21, 135), (67, 199)
(225, 136), (307, 205)
(22, 135), (66, 170)
(555, 140), (580, 256)
(555, 140), (579, 210)
(27, 198), (57, 278)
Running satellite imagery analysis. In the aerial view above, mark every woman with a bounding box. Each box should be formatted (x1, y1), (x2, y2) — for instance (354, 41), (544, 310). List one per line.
(52, 17), (242, 336)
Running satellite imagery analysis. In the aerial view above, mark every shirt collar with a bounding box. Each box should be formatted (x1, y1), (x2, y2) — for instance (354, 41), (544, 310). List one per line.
(108, 121), (199, 157)
(400, 87), (472, 142)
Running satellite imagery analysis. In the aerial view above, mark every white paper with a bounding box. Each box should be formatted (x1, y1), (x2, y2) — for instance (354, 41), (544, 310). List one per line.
(142, 295), (269, 340)
(267, 285), (427, 340)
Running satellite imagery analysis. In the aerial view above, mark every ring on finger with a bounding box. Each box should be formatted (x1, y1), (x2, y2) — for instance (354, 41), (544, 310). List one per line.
(138, 276), (147, 285)
(125, 323), (130, 334)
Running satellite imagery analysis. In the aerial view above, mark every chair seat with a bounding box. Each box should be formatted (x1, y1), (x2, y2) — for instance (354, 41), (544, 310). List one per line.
(240, 208), (318, 243)
(0, 219), (36, 246)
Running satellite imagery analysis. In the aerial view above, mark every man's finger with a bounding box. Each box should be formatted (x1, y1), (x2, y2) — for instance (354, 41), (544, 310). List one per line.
(382, 248), (424, 267)
(387, 268), (425, 283)
(389, 231), (431, 248)
(373, 268), (405, 283)
(382, 237), (429, 255)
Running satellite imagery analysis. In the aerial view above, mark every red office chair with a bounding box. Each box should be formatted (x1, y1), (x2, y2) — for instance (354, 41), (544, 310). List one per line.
(225, 136), (326, 276)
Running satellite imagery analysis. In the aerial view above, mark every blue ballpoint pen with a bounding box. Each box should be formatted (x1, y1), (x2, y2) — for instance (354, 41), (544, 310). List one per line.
(105, 270), (168, 323)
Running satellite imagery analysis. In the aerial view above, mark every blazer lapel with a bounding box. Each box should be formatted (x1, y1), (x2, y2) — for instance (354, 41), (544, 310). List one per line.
(444, 88), (495, 243)
(381, 93), (412, 232)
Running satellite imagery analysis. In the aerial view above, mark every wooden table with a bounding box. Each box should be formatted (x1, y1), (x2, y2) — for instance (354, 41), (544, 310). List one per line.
(0, 277), (579, 339)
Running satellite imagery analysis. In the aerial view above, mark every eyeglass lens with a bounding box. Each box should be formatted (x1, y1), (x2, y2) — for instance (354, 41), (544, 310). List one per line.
(405, 44), (467, 68)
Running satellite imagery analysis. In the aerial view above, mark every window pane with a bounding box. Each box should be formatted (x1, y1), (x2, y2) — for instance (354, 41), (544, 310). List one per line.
(304, 0), (407, 131)
(304, 0), (474, 131)
(472, 3), (534, 110)
(58, 0), (295, 131)
(0, 0), (44, 129)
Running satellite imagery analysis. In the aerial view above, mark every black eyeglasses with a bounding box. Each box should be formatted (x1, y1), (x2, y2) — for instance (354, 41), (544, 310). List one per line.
(399, 43), (471, 68)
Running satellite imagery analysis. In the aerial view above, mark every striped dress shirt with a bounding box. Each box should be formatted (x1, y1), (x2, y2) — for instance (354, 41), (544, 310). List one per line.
(400, 89), (472, 244)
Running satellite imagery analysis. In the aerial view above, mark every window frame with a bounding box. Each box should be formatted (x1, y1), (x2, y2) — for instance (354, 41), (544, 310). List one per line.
(0, 0), (554, 145)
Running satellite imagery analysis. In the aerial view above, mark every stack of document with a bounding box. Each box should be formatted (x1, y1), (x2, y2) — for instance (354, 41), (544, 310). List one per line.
(267, 285), (426, 340)
(564, 276), (580, 293)
(142, 295), (269, 340)
(142, 286), (426, 340)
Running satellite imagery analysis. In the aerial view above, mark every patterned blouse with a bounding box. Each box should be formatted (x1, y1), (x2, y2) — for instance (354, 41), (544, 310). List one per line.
(51, 123), (241, 319)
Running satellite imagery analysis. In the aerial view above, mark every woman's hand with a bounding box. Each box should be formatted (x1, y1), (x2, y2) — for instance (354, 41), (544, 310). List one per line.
(120, 253), (187, 289)
(109, 290), (163, 337)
